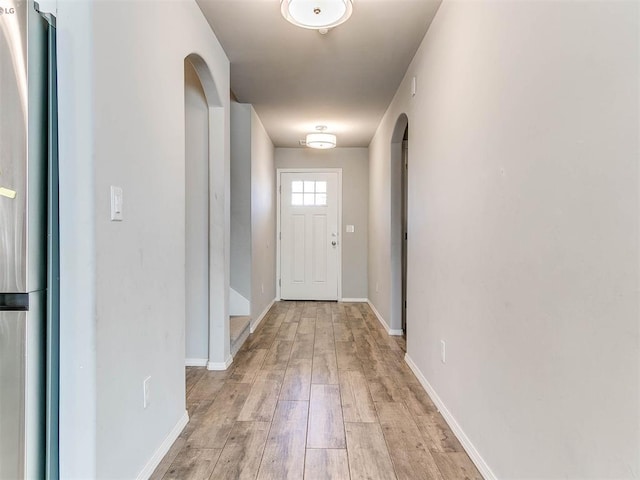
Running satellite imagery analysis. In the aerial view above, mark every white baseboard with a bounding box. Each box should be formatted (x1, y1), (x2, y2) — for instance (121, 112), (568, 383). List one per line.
(185, 358), (207, 367)
(404, 354), (497, 480)
(367, 300), (404, 336)
(251, 298), (275, 333)
(136, 410), (189, 480)
(340, 298), (368, 302)
(207, 355), (233, 371)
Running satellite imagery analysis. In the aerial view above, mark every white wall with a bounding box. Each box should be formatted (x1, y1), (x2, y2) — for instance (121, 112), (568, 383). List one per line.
(276, 148), (369, 300)
(230, 103), (276, 324)
(250, 110), (277, 320)
(185, 60), (209, 362)
(231, 103), (252, 301)
(56, 1), (230, 478)
(56, 2), (95, 477)
(369, 1), (639, 478)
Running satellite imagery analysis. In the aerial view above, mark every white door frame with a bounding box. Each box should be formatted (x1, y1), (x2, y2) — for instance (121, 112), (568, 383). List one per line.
(276, 168), (343, 301)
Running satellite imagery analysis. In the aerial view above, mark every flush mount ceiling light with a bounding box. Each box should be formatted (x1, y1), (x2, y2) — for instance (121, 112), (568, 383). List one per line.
(306, 126), (337, 149)
(281, 0), (354, 30)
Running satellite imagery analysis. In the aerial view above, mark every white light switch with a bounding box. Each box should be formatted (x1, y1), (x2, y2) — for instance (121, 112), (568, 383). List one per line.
(346, 225), (355, 233)
(0, 187), (17, 199)
(110, 186), (123, 221)
(143, 376), (151, 409)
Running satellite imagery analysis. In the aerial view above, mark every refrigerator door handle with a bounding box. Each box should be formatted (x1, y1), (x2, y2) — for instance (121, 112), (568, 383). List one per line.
(0, 293), (29, 311)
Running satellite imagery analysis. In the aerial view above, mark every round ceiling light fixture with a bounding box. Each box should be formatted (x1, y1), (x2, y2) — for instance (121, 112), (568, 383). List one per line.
(306, 126), (337, 149)
(281, 0), (354, 30)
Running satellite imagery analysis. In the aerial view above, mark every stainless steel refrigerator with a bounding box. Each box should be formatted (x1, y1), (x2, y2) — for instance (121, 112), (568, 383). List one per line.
(0, 1), (58, 478)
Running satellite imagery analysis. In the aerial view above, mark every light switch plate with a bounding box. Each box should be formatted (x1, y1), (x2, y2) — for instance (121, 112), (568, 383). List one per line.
(143, 376), (151, 409)
(110, 186), (123, 221)
(0, 187), (17, 199)
(346, 225), (355, 233)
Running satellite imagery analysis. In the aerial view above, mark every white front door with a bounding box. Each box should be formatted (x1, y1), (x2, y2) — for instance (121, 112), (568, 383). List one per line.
(280, 171), (340, 300)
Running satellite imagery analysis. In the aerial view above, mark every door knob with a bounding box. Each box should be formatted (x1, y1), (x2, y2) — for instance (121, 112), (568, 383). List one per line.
(331, 241), (337, 246)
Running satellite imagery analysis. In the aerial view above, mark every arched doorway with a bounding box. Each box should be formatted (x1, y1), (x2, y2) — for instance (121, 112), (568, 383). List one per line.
(390, 114), (409, 336)
(184, 58), (210, 366)
(183, 54), (230, 372)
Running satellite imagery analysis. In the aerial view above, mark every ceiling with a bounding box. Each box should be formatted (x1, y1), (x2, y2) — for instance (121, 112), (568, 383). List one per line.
(196, 0), (442, 147)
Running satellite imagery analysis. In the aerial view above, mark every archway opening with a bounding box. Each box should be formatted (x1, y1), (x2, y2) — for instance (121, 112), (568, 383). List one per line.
(390, 114), (409, 338)
(183, 53), (230, 381)
(184, 58), (210, 370)
(401, 126), (408, 335)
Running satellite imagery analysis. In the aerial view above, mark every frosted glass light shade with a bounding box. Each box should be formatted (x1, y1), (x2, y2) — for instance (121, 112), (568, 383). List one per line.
(306, 133), (337, 149)
(281, 0), (353, 30)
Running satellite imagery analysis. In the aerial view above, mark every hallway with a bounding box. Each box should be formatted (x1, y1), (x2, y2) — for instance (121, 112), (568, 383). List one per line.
(151, 302), (482, 479)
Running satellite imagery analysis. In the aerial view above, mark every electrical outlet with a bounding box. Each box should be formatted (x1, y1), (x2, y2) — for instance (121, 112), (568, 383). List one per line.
(440, 341), (446, 364)
(143, 376), (151, 409)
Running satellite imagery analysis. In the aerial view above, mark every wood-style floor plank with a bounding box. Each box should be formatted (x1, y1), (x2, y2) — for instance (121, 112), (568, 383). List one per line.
(307, 384), (346, 448)
(257, 401), (309, 480)
(333, 323), (354, 342)
(432, 452), (483, 480)
(149, 438), (185, 480)
(311, 350), (339, 384)
(229, 348), (268, 383)
(209, 421), (270, 480)
(255, 369), (285, 383)
(336, 341), (362, 371)
(291, 333), (315, 360)
(339, 370), (377, 423)
(280, 358), (312, 401)
(180, 400), (213, 440)
(360, 350), (395, 379)
(390, 358), (421, 386)
(345, 422), (397, 480)
(317, 311), (332, 323)
(297, 317), (316, 335)
(301, 305), (318, 319)
(187, 382), (251, 448)
(375, 401), (443, 480)
(237, 376), (281, 422)
(186, 371), (228, 402)
(271, 312), (287, 326)
(304, 449), (350, 480)
(276, 322), (299, 341)
(263, 340), (293, 370)
(314, 323), (335, 352)
(246, 324), (278, 351)
(414, 413), (465, 453)
(284, 306), (301, 323)
(185, 368), (207, 397)
(161, 447), (221, 480)
(368, 375), (404, 403)
(401, 383), (438, 417)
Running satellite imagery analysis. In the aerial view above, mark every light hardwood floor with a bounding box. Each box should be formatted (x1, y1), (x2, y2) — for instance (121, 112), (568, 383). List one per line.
(151, 301), (483, 480)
